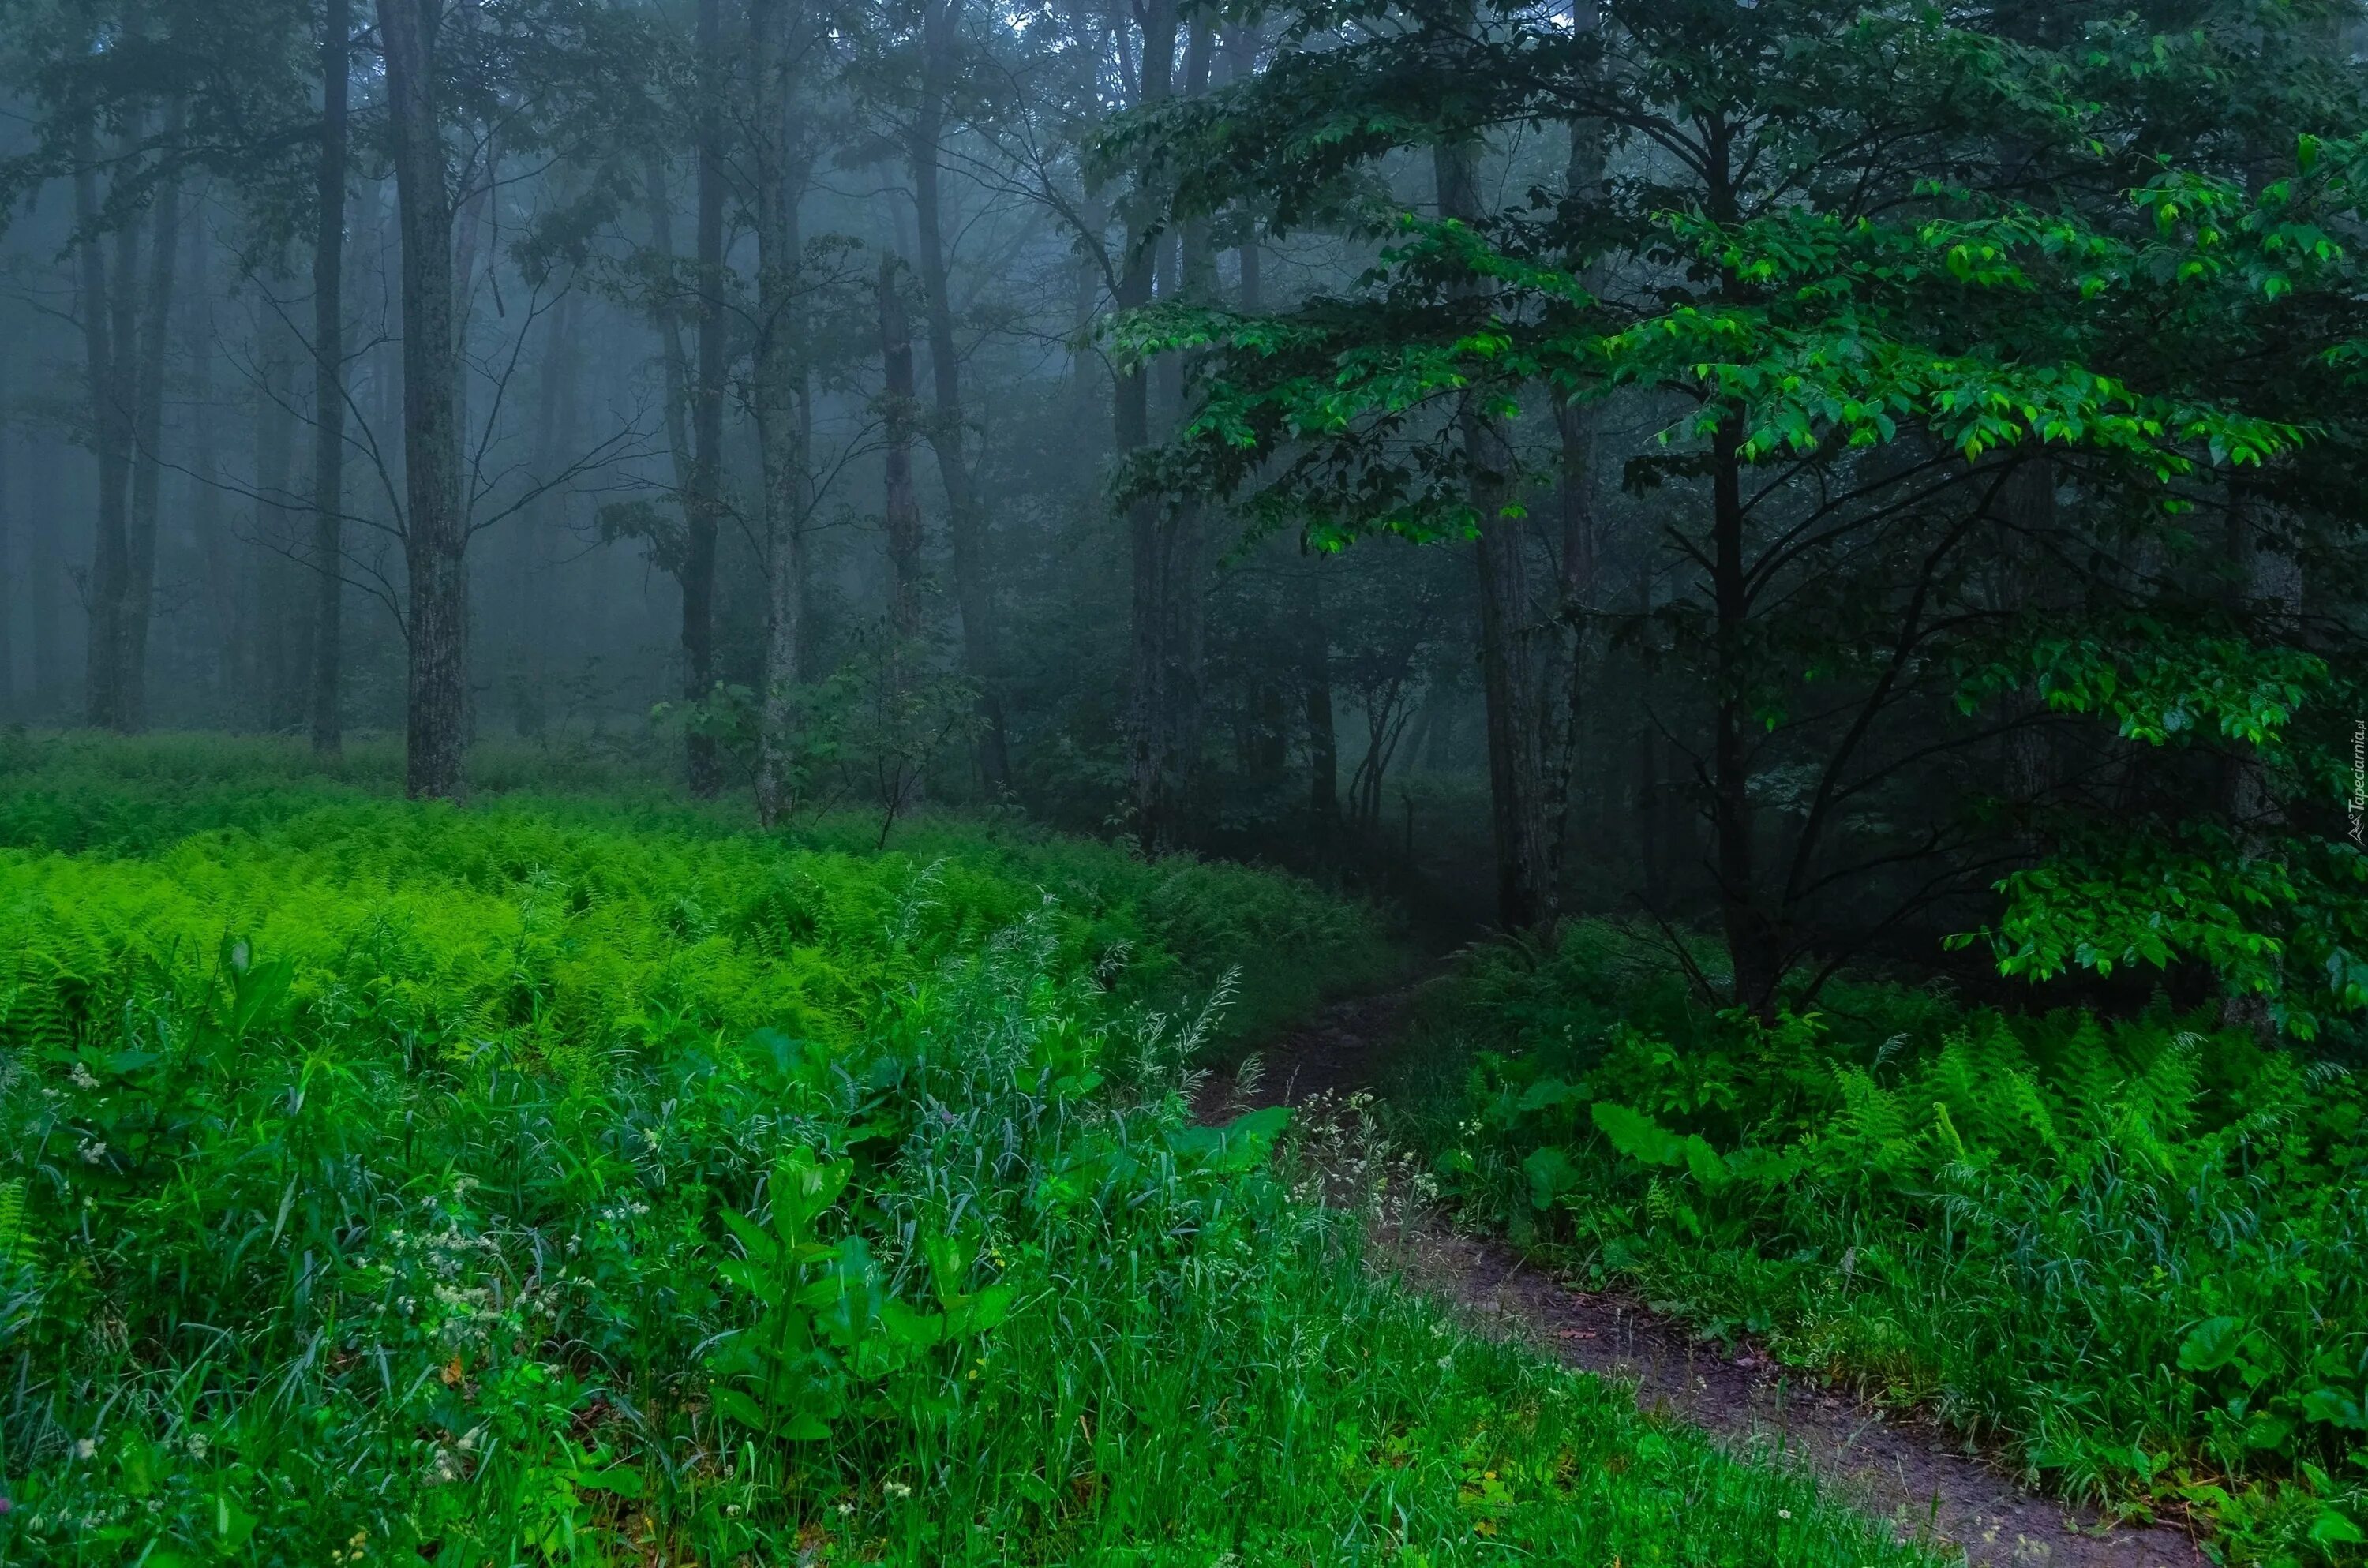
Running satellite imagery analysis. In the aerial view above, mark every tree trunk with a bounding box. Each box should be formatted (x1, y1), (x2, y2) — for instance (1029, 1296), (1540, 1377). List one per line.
(681, 0), (728, 796)
(1437, 138), (1553, 929)
(182, 220), (243, 720)
(1123, 0), (1205, 853)
(523, 286), (583, 728)
(28, 451), (63, 717)
(382, 0), (469, 800)
(910, 0), (1012, 793)
(309, 0), (351, 754)
(1301, 557), (1338, 830)
(0, 372), (12, 720)
(122, 115), (187, 732)
(1710, 417), (1778, 1011)
(75, 121), (133, 732)
(879, 256), (925, 641)
(751, 0), (808, 827)
(254, 316), (304, 731)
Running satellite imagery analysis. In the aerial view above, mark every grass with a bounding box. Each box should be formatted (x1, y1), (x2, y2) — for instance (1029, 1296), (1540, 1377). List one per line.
(0, 736), (1935, 1566)
(1384, 919), (2368, 1567)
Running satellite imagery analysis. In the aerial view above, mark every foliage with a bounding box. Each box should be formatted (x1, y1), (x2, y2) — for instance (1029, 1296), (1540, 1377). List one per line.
(1396, 922), (2368, 1564)
(1107, 0), (2368, 1016)
(0, 755), (1931, 1566)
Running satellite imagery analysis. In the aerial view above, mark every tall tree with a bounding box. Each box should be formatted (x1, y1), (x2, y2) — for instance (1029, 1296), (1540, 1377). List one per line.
(0, 364), (13, 720)
(683, 0), (729, 797)
(751, 0), (810, 826)
(1117, 0), (1189, 850)
(309, 0), (351, 754)
(380, 0), (468, 798)
(73, 116), (134, 731)
(119, 103), (185, 732)
(906, 0), (1010, 791)
(879, 254), (925, 640)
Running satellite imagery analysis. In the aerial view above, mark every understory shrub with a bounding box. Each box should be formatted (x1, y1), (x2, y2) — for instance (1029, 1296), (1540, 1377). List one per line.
(1399, 922), (2368, 1567)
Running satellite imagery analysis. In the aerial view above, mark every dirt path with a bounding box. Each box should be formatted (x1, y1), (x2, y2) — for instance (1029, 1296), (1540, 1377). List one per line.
(1198, 985), (2209, 1568)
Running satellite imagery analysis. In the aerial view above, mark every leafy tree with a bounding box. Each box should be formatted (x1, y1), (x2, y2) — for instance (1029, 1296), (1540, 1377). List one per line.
(1111, 0), (2368, 1027)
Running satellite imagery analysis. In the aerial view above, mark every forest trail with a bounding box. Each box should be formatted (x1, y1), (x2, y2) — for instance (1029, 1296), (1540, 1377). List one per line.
(1196, 985), (2210, 1568)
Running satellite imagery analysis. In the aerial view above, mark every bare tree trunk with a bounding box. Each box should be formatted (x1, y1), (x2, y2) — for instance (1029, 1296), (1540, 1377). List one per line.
(0, 368), (12, 719)
(255, 308), (305, 732)
(751, 0), (807, 826)
(523, 286), (583, 727)
(182, 219), (242, 720)
(29, 452), (63, 717)
(909, 0), (1010, 793)
(381, 0), (469, 800)
(681, 0), (729, 796)
(309, 0), (351, 754)
(75, 121), (134, 731)
(1709, 417), (1778, 1011)
(879, 256), (925, 641)
(122, 114), (187, 732)
(1301, 557), (1338, 830)
(1122, 0), (1205, 852)
(1437, 138), (1553, 929)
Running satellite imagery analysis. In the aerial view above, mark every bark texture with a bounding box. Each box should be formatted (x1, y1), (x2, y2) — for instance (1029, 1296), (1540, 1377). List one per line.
(382, 0), (470, 801)
(751, 0), (809, 826)
(879, 256), (925, 641)
(309, 0), (351, 754)
(75, 121), (133, 731)
(122, 115), (185, 732)
(909, 0), (1012, 792)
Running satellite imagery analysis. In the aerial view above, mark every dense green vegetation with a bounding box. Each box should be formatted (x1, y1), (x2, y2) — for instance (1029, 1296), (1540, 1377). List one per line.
(1390, 924), (2368, 1565)
(0, 739), (1938, 1566)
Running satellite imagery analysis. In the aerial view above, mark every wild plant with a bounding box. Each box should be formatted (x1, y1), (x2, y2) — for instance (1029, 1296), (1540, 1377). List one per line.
(1410, 920), (2368, 1564)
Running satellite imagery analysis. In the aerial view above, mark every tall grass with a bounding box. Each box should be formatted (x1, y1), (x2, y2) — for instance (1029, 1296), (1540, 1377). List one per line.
(0, 750), (1931, 1566)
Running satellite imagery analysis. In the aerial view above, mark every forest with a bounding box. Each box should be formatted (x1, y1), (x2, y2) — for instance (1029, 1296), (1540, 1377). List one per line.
(2, 0), (2368, 1563)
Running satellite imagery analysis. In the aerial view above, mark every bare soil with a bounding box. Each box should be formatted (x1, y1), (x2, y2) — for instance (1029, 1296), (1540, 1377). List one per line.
(1198, 983), (2211, 1568)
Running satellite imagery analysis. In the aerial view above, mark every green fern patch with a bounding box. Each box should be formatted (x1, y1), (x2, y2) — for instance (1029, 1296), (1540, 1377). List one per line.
(0, 746), (1928, 1568)
(1402, 921), (2368, 1566)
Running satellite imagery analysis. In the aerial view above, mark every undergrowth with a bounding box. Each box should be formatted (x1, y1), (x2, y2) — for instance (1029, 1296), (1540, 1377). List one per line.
(0, 745), (1930, 1566)
(1390, 921), (2368, 1567)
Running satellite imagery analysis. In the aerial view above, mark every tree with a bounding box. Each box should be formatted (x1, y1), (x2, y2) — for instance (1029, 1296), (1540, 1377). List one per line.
(751, 0), (814, 826)
(373, 0), (654, 799)
(905, 0), (1012, 791)
(308, 0), (352, 754)
(1111, 0), (2368, 1027)
(378, 0), (467, 797)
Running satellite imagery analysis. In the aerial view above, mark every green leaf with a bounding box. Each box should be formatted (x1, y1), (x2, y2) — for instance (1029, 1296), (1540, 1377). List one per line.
(2302, 1386), (2368, 1431)
(1591, 1101), (1689, 1167)
(1521, 1144), (1580, 1210)
(2177, 1316), (2248, 1373)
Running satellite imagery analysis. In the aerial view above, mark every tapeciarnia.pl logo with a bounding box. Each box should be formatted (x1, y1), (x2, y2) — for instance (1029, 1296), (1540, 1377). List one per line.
(2351, 720), (2366, 844)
